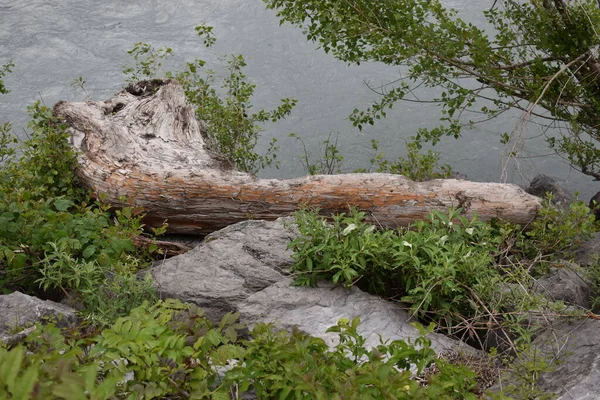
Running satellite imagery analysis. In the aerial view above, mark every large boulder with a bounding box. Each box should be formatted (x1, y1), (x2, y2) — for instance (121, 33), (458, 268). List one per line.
(533, 319), (600, 399)
(239, 278), (466, 354)
(575, 232), (600, 266)
(533, 264), (593, 309)
(526, 174), (573, 206)
(150, 217), (296, 322)
(150, 217), (475, 354)
(0, 291), (79, 345)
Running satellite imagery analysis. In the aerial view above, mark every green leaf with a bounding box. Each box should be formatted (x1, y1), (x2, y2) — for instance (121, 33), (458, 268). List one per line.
(54, 198), (74, 212)
(279, 387), (292, 399)
(120, 207), (132, 219)
(205, 330), (223, 346)
(51, 373), (86, 399)
(11, 364), (38, 400)
(82, 245), (97, 259)
(212, 391), (231, 400)
(0, 346), (24, 393)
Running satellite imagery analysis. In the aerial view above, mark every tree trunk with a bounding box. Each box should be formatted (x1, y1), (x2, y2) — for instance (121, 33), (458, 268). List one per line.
(53, 79), (541, 235)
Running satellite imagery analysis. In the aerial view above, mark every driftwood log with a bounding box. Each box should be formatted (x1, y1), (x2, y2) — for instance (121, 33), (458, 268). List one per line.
(53, 79), (541, 235)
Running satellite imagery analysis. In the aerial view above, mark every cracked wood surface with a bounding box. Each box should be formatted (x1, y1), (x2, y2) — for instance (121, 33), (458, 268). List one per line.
(54, 79), (541, 235)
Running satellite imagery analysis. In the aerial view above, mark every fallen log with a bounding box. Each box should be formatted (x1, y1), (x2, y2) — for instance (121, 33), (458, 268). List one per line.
(53, 79), (541, 235)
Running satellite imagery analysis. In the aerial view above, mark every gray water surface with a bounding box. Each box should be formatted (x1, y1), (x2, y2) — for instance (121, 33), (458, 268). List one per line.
(0, 0), (594, 198)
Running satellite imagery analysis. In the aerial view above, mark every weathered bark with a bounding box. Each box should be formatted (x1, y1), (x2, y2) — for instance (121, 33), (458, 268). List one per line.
(54, 79), (541, 235)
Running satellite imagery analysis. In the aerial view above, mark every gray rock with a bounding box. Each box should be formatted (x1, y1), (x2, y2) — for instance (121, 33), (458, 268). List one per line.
(575, 232), (600, 266)
(451, 171), (468, 180)
(533, 264), (593, 309)
(151, 217), (475, 357)
(533, 319), (600, 400)
(526, 174), (573, 206)
(0, 291), (79, 345)
(150, 217), (296, 322)
(588, 192), (600, 221)
(239, 278), (471, 354)
(488, 318), (600, 399)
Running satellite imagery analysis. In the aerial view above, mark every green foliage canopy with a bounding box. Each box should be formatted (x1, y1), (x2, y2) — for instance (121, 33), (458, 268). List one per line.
(264, 0), (600, 180)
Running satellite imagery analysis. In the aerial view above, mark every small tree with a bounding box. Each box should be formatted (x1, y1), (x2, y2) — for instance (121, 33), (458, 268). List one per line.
(122, 28), (296, 175)
(264, 0), (600, 181)
(0, 61), (13, 95)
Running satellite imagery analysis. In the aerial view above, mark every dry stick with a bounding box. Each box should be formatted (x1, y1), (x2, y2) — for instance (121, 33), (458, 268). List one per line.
(167, 376), (190, 399)
(466, 286), (518, 353)
(500, 53), (588, 182)
(451, 311), (488, 351)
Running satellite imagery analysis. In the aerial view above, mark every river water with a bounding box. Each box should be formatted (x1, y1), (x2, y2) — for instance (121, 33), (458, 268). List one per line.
(0, 0), (595, 198)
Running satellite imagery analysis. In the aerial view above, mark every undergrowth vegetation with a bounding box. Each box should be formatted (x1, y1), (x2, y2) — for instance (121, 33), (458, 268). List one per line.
(291, 203), (596, 307)
(289, 201), (597, 394)
(0, 96), (160, 326)
(0, 300), (489, 399)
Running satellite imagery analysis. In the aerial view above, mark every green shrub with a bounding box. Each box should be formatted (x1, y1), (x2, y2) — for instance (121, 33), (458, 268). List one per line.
(396, 209), (501, 321)
(228, 319), (482, 400)
(522, 194), (596, 260)
(0, 299), (489, 399)
(0, 102), (159, 323)
(290, 208), (503, 327)
(0, 300), (241, 399)
(290, 132), (345, 175)
(79, 271), (157, 326)
(356, 139), (454, 181)
(2, 103), (86, 200)
(289, 207), (397, 288)
(179, 53), (296, 174)
(0, 190), (156, 313)
(122, 42), (173, 84)
(0, 60), (13, 95)
(288, 207), (577, 396)
(91, 299), (244, 399)
(0, 122), (16, 164)
(0, 323), (123, 400)
(490, 193), (597, 279)
(122, 27), (296, 175)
